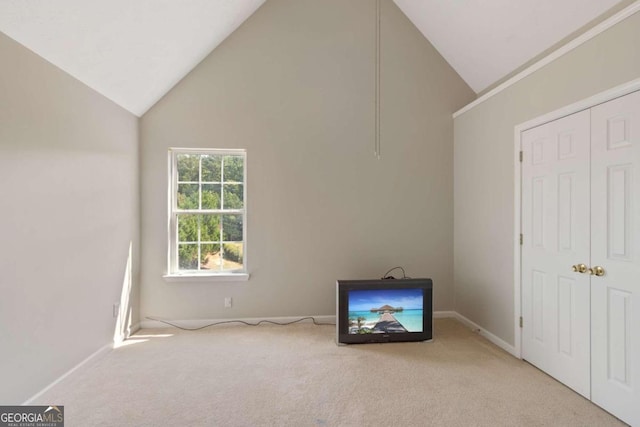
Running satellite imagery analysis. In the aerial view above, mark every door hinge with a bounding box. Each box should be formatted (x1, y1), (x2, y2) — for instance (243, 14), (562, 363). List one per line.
(519, 151), (523, 162)
(519, 317), (523, 328)
(520, 234), (523, 245)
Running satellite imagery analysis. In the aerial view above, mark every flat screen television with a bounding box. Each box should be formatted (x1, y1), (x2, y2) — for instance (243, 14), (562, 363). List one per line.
(336, 278), (433, 345)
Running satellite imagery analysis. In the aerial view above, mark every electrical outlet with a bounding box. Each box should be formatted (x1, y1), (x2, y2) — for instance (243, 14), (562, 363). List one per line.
(113, 302), (120, 318)
(224, 297), (232, 308)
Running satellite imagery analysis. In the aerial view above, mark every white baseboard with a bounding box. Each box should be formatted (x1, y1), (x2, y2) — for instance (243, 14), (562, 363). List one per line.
(22, 311), (518, 404)
(140, 315), (337, 329)
(129, 322), (141, 335)
(141, 312), (456, 329)
(450, 312), (519, 358)
(22, 342), (114, 405)
(141, 312), (519, 358)
(23, 318), (143, 405)
(433, 310), (457, 318)
(142, 313), (457, 328)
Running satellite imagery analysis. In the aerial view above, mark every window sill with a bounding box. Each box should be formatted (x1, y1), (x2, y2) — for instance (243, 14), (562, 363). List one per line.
(163, 273), (250, 283)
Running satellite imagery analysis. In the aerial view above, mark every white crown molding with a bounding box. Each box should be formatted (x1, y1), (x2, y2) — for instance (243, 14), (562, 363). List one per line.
(453, 0), (640, 119)
(515, 77), (640, 133)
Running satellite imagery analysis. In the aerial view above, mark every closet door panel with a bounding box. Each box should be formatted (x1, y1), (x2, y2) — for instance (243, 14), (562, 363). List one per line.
(521, 109), (591, 398)
(591, 90), (640, 427)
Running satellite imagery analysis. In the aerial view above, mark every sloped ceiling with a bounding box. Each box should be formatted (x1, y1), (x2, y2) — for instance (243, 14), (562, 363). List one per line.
(0, 0), (266, 116)
(393, 0), (624, 93)
(0, 0), (626, 116)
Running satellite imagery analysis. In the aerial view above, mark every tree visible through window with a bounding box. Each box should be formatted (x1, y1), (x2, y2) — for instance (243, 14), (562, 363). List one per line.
(169, 149), (246, 274)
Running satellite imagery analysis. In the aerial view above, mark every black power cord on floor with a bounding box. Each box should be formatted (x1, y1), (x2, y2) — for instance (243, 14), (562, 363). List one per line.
(145, 316), (335, 331)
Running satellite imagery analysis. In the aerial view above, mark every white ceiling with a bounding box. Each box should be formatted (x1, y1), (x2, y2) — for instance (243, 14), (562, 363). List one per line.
(0, 0), (266, 116)
(393, 0), (623, 92)
(0, 0), (625, 116)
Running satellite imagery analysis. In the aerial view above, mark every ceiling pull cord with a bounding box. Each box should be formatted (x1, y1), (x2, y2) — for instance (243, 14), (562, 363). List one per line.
(374, 0), (381, 160)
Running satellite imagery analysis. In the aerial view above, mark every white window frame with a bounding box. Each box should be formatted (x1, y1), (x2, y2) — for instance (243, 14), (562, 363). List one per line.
(164, 148), (249, 281)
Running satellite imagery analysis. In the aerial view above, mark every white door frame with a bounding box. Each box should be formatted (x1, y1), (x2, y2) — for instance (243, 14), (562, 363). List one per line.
(513, 77), (640, 358)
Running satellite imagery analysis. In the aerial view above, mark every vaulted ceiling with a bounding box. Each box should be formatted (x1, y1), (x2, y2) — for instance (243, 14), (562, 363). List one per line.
(393, 0), (623, 92)
(0, 0), (626, 116)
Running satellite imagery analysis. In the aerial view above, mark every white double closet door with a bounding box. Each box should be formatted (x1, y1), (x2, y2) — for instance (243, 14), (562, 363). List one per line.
(521, 90), (640, 426)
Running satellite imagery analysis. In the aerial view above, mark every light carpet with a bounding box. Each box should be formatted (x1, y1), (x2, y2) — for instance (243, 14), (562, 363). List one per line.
(35, 318), (626, 426)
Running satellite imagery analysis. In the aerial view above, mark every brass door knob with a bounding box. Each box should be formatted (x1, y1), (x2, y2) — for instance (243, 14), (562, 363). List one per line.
(571, 265), (578, 272)
(576, 264), (588, 273)
(592, 266), (605, 277)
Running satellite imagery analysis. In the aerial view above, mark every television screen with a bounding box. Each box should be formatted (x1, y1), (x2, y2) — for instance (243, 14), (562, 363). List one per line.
(347, 288), (424, 334)
(336, 278), (432, 345)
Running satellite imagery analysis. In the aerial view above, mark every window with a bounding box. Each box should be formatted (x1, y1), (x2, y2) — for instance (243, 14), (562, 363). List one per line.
(167, 148), (247, 279)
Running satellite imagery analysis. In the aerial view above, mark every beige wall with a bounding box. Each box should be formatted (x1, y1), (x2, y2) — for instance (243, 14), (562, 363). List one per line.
(0, 32), (139, 403)
(454, 12), (640, 345)
(140, 0), (474, 321)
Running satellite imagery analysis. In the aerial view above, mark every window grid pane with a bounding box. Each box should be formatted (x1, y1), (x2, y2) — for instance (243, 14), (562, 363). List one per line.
(200, 243), (221, 271)
(202, 184), (221, 209)
(172, 150), (245, 273)
(178, 244), (198, 270)
(175, 154), (244, 213)
(177, 154), (199, 182)
(177, 214), (198, 243)
(177, 184), (198, 209)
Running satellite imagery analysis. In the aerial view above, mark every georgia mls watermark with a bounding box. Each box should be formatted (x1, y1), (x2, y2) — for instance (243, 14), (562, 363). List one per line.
(0, 406), (64, 427)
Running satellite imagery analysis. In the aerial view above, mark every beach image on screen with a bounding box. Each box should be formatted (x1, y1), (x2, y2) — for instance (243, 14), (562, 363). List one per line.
(347, 288), (423, 334)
